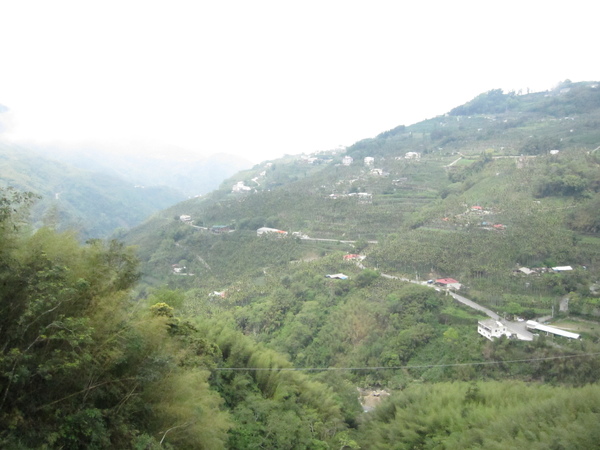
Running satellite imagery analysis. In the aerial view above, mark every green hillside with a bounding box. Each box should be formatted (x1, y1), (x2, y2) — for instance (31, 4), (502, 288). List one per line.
(3, 81), (600, 448)
(124, 81), (600, 304)
(0, 140), (185, 239)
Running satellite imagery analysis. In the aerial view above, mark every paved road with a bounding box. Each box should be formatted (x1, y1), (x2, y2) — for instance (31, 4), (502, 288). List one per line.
(378, 270), (534, 340)
(449, 292), (500, 320)
(449, 292), (533, 340)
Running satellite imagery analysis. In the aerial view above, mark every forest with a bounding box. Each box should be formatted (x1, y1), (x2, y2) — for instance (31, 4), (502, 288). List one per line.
(2, 184), (600, 448)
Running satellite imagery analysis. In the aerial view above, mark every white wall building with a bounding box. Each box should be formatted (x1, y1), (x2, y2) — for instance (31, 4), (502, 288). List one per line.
(257, 227), (288, 236)
(342, 156), (353, 166)
(478, 319), (511, 341)
(232, 181), (252, 193)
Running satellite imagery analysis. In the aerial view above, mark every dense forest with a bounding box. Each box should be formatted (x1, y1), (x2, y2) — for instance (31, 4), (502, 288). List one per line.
(2, 81), (600, 448)
(2, 186), (600, 448)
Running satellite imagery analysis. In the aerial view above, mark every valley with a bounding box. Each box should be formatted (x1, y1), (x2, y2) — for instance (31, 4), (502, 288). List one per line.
(2, 81), (600, 448)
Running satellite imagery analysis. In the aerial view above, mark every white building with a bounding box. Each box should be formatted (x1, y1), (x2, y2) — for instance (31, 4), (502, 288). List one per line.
(342, 156), (353, 166)
(526, 321), (580, 339)
(478, 319), (512, 341)
(364, 157), (374, 166)
(232, 181), (252, 193)
(257, 227), (288, 237)
(405, 152), (421, 160)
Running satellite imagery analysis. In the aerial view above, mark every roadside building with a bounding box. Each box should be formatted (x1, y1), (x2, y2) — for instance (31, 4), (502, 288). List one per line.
(478, 319), (511, 341)
(526, 321), (580, 339)
(435, 277), (462, 290)
(257, 227), (288, 237)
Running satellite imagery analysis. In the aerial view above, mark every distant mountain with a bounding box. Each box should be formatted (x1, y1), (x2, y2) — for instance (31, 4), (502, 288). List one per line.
(29, 141), (253, 197)
(0, 140), (185, 239)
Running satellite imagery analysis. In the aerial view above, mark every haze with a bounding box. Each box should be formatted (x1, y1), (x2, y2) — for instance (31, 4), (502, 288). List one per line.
(0, 0), (597, 163)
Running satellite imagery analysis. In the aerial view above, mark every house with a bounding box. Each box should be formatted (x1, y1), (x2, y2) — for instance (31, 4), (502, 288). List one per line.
(471, 205), (483, 211)
(232, 181), (252, 193)
(180, 215), (192, 223)
(370, 168), (384, 176)
(172, 264), (186, 274)
(364, 157), (374, 166)
(342, 156), (354, 166)
(552, 266), (573, 272)
(405, 152), (420, 160)
(478, 319), (512, 341)
(325, 273), (349, 280)
(435, 278), (462, 290)
(211, 225), (231, 234)
(343, 254), (365, 261)
(526, 320), (580, 339)
(257, 227), (288, 237)
(517, 267), (535, 275)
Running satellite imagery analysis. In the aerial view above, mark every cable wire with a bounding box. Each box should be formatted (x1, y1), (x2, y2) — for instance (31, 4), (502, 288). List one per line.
(211, 351), (600, 371)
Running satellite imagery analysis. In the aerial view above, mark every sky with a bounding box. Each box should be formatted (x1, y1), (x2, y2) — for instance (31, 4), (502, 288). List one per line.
(0, 1), (597, 163)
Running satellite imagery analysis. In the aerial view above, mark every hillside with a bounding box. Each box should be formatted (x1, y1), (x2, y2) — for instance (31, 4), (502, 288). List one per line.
(29, 141), (253, 198)
(0, 140), (185, 239)
(124, 81), (600, 299)
(3, 82), (600, 448)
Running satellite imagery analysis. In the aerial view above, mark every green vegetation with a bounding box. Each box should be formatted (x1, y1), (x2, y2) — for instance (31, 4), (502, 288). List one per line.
(3, 81), (600, 447)
(359, 381), (600, 449)
(0, 141), (184, 239)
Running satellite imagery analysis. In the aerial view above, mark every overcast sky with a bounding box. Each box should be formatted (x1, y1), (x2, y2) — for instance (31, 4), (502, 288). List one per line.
(0, 1), (597, 163)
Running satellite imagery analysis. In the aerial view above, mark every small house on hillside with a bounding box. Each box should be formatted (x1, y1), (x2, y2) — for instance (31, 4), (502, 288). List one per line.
(211, 225), (231, 234)
(343, 254), (365, 261)
(405, 152), (420, 160)
(435, 278), (462, 290)
(342, 156), (353, 166)
(478, 319), (511, 341)
(257, 227), (288, 237)
(364, 157), (374, 166)
(232, 181), (252, 193)
(552, 266), (573, 272)
(325, 273), (349, 280)
(180, 215), (192, 223)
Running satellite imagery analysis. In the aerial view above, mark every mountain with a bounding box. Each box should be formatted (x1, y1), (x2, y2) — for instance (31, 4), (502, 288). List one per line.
(124, 80), (600, 287)
(2, 81), (600, 448)
(29, 141), (253, 198)
(120, 79), (600, 379)
(0, 140), (185, 239)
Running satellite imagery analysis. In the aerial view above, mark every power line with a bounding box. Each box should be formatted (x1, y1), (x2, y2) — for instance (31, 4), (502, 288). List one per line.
(211, 352), (600, 372)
